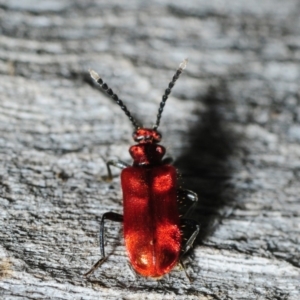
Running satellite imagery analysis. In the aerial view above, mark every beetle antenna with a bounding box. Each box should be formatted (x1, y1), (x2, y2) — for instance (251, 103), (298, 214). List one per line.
(153, 59), (188, 130)
(89, 69), (140, 129)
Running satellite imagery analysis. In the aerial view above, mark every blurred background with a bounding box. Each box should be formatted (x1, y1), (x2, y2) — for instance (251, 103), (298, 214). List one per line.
(0, 1), (300, 299)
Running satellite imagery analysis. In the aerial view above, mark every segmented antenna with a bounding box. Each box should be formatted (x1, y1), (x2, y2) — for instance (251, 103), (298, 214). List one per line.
(89, 69), (140, 129)
(153, 59), (188, 130)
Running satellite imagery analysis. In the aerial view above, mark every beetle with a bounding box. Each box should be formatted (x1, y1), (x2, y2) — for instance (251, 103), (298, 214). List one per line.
(85, 59), (200, 278)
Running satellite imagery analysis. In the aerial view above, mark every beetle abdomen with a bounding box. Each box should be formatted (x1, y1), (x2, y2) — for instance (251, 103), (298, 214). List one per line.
(121, 165), (181, 277)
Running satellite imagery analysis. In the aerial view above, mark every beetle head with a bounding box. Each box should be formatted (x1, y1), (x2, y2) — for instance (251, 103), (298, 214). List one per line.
(133, 128), (161, 144)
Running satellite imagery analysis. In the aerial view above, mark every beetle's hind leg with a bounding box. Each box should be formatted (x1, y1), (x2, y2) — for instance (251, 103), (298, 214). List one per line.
(84, 212), (123, 277)
(105, 159), (129, 181)
(177, 189), (198, 218)
(179, 218), (200, 281)
(177, 189), (199, 268)
(180, 218), (200, 257)
(162, 156), (174, 165)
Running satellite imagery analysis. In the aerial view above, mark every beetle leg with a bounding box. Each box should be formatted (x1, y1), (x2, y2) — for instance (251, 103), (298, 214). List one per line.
(177, 189), (198, 218)
(178, 259), (192, 283)
(106, 159), (130, 181)
(84, 212), (123, 277)
(177, 218), (200, 281)
(162, 157), (173, 165)
(180, 218), (200, 257)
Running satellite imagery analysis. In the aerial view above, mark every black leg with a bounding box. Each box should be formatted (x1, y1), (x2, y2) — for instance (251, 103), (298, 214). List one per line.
(106, 159), (129, 181)
(177, 189), (198, 218)
(84, 212), (123, 277)
(162, 157), (174, 165)
(180, 218), (200, 258)
(178, 259), (192, 283)
(177, 218), (200, 282)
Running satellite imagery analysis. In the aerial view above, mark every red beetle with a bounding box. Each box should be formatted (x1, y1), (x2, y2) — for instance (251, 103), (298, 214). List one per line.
(85, 60), (199, 278)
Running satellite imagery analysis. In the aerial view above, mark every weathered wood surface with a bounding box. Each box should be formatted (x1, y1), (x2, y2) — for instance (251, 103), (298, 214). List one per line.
(0, 0), (300, 299)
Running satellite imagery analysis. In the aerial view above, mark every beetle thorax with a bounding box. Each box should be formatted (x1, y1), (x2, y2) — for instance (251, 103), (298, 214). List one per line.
(130, 128), (165, 166)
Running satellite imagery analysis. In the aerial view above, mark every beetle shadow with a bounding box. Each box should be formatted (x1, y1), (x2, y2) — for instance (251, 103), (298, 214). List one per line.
(175, 83), (241, 244)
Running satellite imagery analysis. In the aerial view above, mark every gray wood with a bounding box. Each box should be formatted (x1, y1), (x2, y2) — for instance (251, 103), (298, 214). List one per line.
(0, 0), (299, 299)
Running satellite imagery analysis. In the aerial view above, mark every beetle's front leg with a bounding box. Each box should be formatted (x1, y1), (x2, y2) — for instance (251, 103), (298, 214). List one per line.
(106, 159), (130, 181)
(177, 188), (198, 218)
(84, 212), (123, 277)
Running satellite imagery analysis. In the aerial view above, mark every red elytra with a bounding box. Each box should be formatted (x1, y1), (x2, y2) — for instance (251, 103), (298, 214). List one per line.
(122, 128), (180, 277)
(85, 59), (199, 279)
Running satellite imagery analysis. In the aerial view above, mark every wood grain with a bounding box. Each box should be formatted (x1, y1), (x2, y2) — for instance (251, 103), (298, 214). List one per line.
(0, 0), (299, 299)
